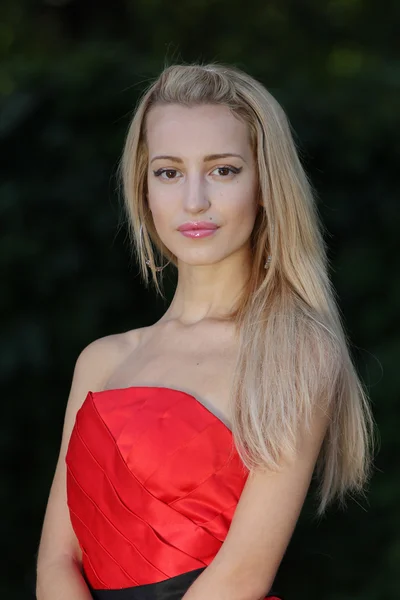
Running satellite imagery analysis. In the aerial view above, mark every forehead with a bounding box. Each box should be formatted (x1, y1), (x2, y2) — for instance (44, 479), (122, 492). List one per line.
(145, 103), (251, 156)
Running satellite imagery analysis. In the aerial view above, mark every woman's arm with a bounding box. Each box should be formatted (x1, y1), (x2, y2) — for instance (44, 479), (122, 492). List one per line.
(36, 556), (92, 600)
(36, 334), (127, 599)
(181, 404), (331, 600)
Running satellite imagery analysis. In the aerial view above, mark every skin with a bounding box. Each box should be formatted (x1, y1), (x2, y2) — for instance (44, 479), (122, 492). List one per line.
(144, 104), (329, 599)
(37, 102), (329, 600)
(146, 103), (261, 325)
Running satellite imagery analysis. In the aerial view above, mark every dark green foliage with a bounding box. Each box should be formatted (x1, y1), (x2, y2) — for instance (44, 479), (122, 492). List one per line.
(1, 1), (398, 598)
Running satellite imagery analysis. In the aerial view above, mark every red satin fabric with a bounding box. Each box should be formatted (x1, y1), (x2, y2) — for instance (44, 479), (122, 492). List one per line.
(65, 386), (279, 598)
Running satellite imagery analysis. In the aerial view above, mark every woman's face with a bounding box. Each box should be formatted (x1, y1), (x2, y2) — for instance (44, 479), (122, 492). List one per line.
(145, 103), (259, 267)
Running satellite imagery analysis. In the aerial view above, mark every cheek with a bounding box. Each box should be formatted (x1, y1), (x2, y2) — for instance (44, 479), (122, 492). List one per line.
(147, 181), (172, 218)
(222, 180), (258, 224)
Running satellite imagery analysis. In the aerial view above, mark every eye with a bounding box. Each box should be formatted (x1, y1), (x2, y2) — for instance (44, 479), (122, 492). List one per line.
(153, 168), (182, 180)
(210, 166), (242, 177)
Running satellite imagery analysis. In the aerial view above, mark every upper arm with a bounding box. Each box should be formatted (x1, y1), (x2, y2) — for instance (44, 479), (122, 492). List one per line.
(204, 405), (331, 598)
(37, 333), (129, 571)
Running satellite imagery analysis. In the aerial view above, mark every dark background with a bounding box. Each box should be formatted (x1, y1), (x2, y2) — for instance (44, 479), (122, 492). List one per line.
(1, 0), (399, 598)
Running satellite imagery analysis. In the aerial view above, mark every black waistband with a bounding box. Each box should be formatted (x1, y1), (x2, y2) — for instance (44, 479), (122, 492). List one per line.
(89, 567), (205, 600)
(89, 567), (283, 600)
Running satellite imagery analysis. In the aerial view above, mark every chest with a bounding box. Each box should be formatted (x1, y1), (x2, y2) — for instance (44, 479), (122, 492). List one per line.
(105, 325), (238, 427)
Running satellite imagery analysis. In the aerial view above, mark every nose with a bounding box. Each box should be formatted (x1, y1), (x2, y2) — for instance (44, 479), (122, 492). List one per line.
(183, 172), (210, 214)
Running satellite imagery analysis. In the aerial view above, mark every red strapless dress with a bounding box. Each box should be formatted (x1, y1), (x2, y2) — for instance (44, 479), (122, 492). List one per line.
(65, 386), (283, 599)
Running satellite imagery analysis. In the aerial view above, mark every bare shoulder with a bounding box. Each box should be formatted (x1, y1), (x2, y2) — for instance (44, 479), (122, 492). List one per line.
(36, 327), (145, 573)
(74, 330), (135, 390)
(62, 329), (142, 440)
(81, 327), (141, 380)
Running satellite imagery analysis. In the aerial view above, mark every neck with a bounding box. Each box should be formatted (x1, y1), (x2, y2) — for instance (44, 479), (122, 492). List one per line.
(160, 245), (252, 326)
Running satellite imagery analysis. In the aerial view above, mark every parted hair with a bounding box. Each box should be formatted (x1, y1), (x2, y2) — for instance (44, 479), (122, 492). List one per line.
(119, 62), (375, 516)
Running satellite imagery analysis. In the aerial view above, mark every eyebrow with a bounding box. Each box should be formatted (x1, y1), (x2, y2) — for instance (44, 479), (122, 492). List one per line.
(150, 153), (246, 164)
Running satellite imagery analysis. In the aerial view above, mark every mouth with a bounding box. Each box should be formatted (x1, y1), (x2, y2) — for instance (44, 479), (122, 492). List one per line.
(177, 222), (219, 232)
(178, 227), (219, 239)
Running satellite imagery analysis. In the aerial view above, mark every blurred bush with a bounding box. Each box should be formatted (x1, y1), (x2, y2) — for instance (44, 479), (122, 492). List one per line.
(1, 1), (399, 598)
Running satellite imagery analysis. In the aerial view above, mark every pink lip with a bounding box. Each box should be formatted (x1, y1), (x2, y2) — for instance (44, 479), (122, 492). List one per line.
(178, 221), (219, 231)
(180, 229), (217, 238)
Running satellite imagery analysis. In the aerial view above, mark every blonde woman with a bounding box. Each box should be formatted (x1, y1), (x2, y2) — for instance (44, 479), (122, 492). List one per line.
(36, 63), (375, 600)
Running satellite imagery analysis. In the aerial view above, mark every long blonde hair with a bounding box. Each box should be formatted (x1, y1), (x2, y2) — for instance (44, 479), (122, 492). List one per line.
(119, 62), (375, 516)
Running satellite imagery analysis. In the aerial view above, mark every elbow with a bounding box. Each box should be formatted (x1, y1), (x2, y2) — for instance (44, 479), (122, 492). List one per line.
(220, 564), (276, 600)
(182, 557), (276, 600)
(36, 552), (81, 597)
(234, 580), (275, 600)
(211, 567), (274, 600)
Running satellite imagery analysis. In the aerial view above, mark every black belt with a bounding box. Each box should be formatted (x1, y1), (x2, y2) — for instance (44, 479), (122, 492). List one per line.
(89, 567), (282, 599)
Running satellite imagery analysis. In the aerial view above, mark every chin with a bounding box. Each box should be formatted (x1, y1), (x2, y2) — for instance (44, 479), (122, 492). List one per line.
(176, 254), (228, 268)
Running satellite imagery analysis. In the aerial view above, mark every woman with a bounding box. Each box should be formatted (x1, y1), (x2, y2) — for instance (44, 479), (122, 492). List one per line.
(36, 63), (375, 600)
